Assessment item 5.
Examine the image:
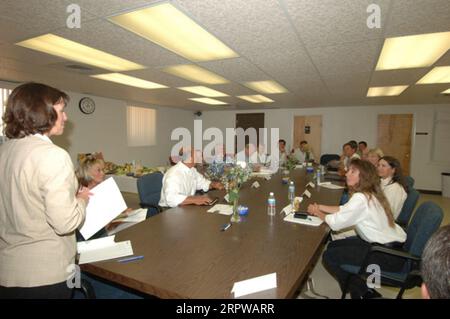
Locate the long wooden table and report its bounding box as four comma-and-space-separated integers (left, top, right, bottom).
82, 168, 343, 298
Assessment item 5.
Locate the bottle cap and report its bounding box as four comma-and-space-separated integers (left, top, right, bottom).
269, 192, 274, 196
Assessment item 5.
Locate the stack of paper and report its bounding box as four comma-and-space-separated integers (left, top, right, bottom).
207, 204, 233, 215
77, 235, 133, 264
106, 208, 147, 236
283, 213, 323, 226
79, 177, 128, 240
231, 273, 277, 298
318, 182, 345, 189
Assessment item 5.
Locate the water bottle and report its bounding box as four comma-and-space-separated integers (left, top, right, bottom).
267, 192, 276, 216
288, 181, 295, 206
316, 168, 322, 184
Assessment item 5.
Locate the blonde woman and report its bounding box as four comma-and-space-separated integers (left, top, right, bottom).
76, 156, 106, 189
307, 159, 406, 298
366, 148, 384, 167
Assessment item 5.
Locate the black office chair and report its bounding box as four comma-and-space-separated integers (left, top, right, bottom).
137, 171, 164, 217
396, 188, 420, 228
340, 201, 443, 299
320, 154, 340, 166
404, 176, 415, 191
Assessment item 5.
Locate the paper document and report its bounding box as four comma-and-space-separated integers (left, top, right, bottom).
77, 235, 133, 264
283, 213, 323, 226
232, 273, 277, 298
318, 182, 345, 189
207, 204, 233, 215
303, 189, 312, 198
251, 181, 260, 188
79, 177, 128, 240
106, 208, 147, 236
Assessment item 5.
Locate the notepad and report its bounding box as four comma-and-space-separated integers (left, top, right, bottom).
283, 213, 323, 226
77, 235, 133, 264
207, 204, 233, 215
231, 273, 277, 298
79, 177, 127, 240
318, 182, 345, 189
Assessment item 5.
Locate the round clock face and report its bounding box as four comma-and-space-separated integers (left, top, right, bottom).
79, 97, 95, 114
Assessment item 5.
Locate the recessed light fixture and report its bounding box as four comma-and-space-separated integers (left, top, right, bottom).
90, 73, 167, 89
237, 95, 274, 103
178, 86, 228, 97
163, 65, 229, 84
189, 97, 227, 105
16, 34, 145, 71
375, 31, 450, 70
367, 85, 409, 97
417, 66, 450, 84
109, 3, 238, 62
244, 80, 288, 94
441, 88, 450, 95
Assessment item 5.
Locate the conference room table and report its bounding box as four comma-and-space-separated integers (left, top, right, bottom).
81, 168, 344, 299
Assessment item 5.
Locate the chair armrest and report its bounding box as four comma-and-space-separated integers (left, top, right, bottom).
139, 202, 162, 213
370, 245, 420, 262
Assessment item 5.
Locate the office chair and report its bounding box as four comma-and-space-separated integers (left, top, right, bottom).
340, 201, 443, 299
137, 171, 164, 217
404, 176, 415, 191
320, 154, 340, 166
396, 188, 420, 228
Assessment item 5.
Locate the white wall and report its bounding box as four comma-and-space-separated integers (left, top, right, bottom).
52, 91, 195, 167
200, 104, 450, 191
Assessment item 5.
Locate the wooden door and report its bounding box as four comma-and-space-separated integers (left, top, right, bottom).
293, 116, 322, 159
377, 114, 413, 175
235, 113, 265, 152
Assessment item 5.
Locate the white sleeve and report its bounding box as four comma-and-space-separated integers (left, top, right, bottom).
161, 175, 188, 207
384, 183, 407, 219
194, 169, 211, 192
325, 193, 367, 231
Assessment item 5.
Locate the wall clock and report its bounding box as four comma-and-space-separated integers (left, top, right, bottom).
79, 97, 95, 114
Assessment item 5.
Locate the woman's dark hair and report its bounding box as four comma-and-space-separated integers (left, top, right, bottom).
379, 156, 408, 192
348, 159, 395, 227
2, 82, 69, 138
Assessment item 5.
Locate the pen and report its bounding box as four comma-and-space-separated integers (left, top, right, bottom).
221, 223, 231, 231
118, 255, 144, 263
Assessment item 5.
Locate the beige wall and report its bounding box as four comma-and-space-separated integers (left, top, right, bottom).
200, 105, 450, 192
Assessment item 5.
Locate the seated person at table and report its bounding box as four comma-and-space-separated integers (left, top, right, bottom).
307, 159, 406, 299
291, 140, 315, 163
76, 155, 105, 189
159, 147, 224, 208
365, 147, 384, 167
377, 156, 407, 220
339, 141, 360, 174
236, 143, 261, 171
357, 141, 369, 160
421, 225, 450, 299
257, 143, 270, 166
277, 139, 289, 167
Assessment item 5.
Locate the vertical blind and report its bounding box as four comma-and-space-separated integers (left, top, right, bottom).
432, 111, 450, 163
0, 88, 12, 140
126, 106, 156, 147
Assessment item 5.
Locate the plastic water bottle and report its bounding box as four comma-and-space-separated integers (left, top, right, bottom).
288, 181, 295, 206
267, 192, 276, 216
316, 168, 322, 184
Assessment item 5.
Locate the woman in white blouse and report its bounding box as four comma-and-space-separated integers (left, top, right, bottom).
377, 156, 408, 220
307, 159, 406, 299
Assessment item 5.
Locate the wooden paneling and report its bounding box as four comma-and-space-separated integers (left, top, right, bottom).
293, 116, 322, 158
377, 114, 413, 175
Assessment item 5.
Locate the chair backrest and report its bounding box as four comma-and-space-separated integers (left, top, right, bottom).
403, 201, 443, 257
396, 188, 420, 226
137, 172, 163, 206
404, 176, 415, 191
320, 154, 340, 166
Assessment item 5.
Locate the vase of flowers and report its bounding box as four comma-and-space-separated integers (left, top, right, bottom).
220, 161, 252, 223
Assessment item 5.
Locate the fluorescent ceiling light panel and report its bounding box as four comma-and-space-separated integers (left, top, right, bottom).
441, 88, 450, 94
237, 95, 274, 103
244, 80, 288, 94
178, 86, 228, 97
189, 97, 227, 105
163, 65, 229, 84
16, 34, 145, 72
91, 73, 167, 89
375, 32, 450, 70
367, 85, 408, 97
417, 66, 450, 84
109, 3, 238, 62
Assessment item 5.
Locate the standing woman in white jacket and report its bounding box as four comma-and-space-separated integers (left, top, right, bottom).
0, 83, 91, 298
307, 159, 406, 298
377, 156, 408, 220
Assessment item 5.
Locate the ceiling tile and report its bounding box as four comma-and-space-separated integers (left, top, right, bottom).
370, 68, 430, 86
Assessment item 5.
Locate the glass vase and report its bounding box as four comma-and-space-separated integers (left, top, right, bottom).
230, 195, 241, 223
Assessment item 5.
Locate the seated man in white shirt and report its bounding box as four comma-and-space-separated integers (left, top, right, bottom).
159, 147, 224, 208
339, 141, 361, 174
291, 140, 315, 163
